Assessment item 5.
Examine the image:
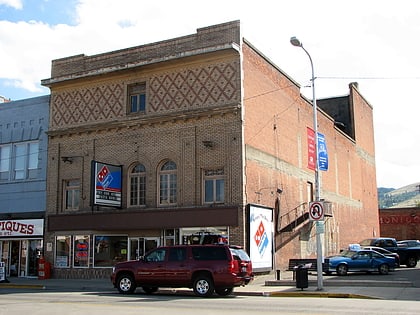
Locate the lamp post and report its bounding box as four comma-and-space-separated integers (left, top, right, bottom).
290, 36, 323, 290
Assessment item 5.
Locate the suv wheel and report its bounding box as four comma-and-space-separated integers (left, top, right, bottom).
193, 275, 215, 297
117, 273, 136, 294
215, 287, 234, 296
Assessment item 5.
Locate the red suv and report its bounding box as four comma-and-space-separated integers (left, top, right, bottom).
110, 244, 253, 297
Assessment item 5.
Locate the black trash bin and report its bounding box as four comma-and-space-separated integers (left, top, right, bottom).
294, 264, 308, 290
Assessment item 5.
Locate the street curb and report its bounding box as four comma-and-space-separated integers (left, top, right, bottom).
265, 280, 413, 287
0, 283, 46, 290
266, 291, 379, 299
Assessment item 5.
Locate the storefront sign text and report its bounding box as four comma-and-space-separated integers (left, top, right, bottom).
0, 219, 44, 237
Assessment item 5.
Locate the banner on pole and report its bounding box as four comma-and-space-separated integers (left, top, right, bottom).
307, 127, 328, 171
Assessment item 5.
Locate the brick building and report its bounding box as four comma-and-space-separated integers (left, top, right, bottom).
41, 20, 378, 278
380, 207, 420, 240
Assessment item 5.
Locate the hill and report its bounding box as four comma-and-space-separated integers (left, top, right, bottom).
378, 182, 420, 208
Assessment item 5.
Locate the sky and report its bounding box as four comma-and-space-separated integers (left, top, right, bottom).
0, 0, 419, 189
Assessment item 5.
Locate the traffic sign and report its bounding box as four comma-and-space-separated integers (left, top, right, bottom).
309, 201, 324, 221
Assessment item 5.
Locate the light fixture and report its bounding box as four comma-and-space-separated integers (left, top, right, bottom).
202, 140, 214, 148
61, 156, 73, 164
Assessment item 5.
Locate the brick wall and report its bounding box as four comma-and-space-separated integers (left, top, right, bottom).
380, 208, 420, 240
242, 41, 379, 269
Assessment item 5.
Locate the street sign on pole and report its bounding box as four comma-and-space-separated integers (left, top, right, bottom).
309, 201, 324, 221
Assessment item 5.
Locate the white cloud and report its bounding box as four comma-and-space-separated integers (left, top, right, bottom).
0, 0, 22, 9
1, 0, 420, 188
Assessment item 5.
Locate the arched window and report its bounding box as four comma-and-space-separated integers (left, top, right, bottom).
129, 163, 146, 206
159, 160, 177, 206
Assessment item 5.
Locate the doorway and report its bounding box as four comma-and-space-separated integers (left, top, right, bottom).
0, 239, 43, 277
129, 238, 159, 260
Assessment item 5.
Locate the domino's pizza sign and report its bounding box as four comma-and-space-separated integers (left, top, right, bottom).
254, 221, 269, 257
92, 161, 122, 207
249, 204, 273, 271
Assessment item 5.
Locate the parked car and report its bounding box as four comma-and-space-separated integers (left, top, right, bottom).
360, 237, 420, 267
361, 246, 400, 267
110, 244, 253, 297
328, 249, 395, 276
397, 240, 420, 247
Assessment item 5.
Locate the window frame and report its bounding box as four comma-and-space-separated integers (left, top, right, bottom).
128, 83, 146, 114
0, 144, 11, 180
0, 141, 39, 181
93, 235, 128, 268
128, 163, 146, 207
158, 160, 177, 206
203, 169, 225, 204
73, 235, 90, 268
55, 235, 71, 268
63, 179, 80, 211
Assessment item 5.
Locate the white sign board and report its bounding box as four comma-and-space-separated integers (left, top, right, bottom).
0, 219, 44, 237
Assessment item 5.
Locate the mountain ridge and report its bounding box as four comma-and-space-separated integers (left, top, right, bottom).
378, 182, 420, 208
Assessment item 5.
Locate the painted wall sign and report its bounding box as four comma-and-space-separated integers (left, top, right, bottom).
380, 215, 420, 224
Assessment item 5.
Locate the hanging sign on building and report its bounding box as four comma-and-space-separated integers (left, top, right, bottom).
307, 127, 328, 171
91, 160, 122, 208
0, 219, 44, 237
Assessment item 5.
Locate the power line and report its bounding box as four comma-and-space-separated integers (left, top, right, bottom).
318, 76, 420, 80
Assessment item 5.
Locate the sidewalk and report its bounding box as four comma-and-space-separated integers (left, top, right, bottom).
1, 271, 419, 301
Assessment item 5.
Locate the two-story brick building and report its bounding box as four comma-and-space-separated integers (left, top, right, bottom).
41, 20, 378, 278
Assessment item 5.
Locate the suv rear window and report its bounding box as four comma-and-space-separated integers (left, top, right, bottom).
230, 248, 250, 261
192, 246, 228, 261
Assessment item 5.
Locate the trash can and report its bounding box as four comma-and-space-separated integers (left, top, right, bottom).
294, 264, 308, 290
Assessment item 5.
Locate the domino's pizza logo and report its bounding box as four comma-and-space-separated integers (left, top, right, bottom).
97, 165, 113, 189
254, 221, 269, 257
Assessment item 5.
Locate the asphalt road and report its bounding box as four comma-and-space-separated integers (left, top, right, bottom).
1, 290, 420, 315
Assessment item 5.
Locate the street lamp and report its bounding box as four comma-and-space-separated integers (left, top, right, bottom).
290, 36, 323, 290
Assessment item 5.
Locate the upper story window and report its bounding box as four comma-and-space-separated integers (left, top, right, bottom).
64, 179, 80, 211
129, 163, 146, 206
128, 83, 146, 113
0, 141, 39, 181
159, 160, 177, 206
203, 169, 225, 204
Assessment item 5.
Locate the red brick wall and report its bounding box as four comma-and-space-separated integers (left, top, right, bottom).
242, 42, 379, 269
380, 208, 420, 240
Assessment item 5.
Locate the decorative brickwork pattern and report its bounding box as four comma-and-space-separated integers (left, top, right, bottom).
50, 83, 124, 128
50, 61, 240, 129
149, 61, 239, 112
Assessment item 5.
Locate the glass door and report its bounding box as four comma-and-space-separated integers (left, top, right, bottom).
129, 238, 159, 260
10, 240, 20, 277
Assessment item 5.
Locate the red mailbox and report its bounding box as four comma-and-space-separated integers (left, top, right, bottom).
37, 257, 51, 280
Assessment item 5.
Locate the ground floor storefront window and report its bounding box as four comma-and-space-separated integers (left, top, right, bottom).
54, 235, 127, 268
49, 227, 228, 278
0, 239, 43, 277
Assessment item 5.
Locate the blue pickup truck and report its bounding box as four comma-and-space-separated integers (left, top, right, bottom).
360, 237, 420, 268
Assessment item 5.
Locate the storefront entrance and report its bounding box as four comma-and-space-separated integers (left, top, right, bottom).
128, 237, 159, 260
0, 239, 42, 277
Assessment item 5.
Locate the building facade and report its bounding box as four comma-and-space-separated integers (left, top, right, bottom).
41, 21, 379, 278
0, 95, 50, 278
380, 207, 420, 240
